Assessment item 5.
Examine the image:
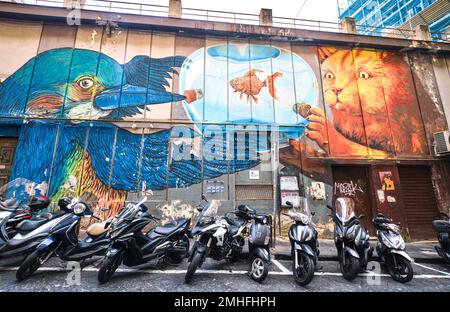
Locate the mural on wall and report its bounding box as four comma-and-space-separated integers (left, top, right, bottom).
0, 24, 445, 228
303, 47, 428, 158
0, 47, 262, 216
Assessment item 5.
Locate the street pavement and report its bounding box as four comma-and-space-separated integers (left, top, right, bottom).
1, 240, 449, 292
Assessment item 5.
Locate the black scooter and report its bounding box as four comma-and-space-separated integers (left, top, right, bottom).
432, 210, 450, 263
16, 198, 110, 281
284, 200, 319, 286
1, 195, 66, 261
98, 196, 190, 283
328, 197, 373, 281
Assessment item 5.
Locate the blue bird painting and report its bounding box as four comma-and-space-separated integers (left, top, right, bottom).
0, 48, 259, 216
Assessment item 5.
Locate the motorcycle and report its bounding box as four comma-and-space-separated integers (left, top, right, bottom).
98, 196, 191, 284
185, 195, 271, 283
372, 213, 414, 283
16, 197, 110, 281
0, 180, 67, 260
284, 199, 319, 286
432, 210, 450, 263
327, 197, 373, 281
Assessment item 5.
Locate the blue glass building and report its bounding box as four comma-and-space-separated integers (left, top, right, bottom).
337, 0, 449, 37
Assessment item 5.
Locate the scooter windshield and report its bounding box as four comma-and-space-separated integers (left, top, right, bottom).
286, 197, 311, 224
117, 196, 148, 221
0, 178, 45, 209
335, 197, 356, 223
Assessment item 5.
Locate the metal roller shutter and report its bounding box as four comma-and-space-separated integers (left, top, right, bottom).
398, 166, 440, 240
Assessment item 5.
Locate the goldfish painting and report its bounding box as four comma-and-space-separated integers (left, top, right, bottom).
230, 69, 282, 104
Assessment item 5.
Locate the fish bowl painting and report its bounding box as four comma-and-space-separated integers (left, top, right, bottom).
178, 44, 319, 146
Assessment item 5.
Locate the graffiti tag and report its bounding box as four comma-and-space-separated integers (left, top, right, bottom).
334, 181, 364, 196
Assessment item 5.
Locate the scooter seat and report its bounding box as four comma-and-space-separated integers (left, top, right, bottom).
0, 198, 19, 212
153, 219, 188, 236
15, 218, 48, 232
432, 220, 450, 233
86, 221, 109, 237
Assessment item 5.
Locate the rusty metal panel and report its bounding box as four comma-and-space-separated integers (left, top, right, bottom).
235, 184, 273, 200
408, 52, 448, 155
398, 165, 440, 239
332, 165, 375, 235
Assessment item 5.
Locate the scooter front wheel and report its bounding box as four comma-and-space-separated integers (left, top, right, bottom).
249, 256, 269, 283
387, 255, 413, 283
98, 253, 123, 284
340, 252, 359, 281
293, 251, 315, 286
16, 249, 49, 281
185, 250, 202, 283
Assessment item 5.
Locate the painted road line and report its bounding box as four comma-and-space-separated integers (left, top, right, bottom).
1, 266, 450, 279
272, 259, 290, 273
413, 262, 450, 276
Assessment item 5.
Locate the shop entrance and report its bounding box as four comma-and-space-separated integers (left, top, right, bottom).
398, 166, 440, 240
331, 165, 375, 235
0, 137, 18, 187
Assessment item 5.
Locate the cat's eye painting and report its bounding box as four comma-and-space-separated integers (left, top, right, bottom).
312, 46, 428, 158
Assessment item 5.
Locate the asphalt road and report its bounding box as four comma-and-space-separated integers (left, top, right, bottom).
1, 256, 449, 292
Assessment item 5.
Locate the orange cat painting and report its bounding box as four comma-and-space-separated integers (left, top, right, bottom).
302, 47, 428, 158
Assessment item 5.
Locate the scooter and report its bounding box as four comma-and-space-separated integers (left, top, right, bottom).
235, 203, 271, 282
0, 181, 67, 260
185, 195, 271, 283
16, 197, 110, 281
4, 196, 54, 238
372, 213, 414, 283
98, 196, 191, 284
328, 197, 373, 281
284, 199, 319, 286
432, 210, 450, 263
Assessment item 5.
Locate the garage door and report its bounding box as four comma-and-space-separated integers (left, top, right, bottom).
398, 166, 440, 240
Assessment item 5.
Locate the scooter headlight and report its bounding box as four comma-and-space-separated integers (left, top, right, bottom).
72, 202, 86, 215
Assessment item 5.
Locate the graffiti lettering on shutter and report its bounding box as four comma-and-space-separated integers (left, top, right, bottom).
334, 181, 364, 196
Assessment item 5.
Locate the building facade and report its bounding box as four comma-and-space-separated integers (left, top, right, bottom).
337, 0, 449, 38
0, 3, 449, 242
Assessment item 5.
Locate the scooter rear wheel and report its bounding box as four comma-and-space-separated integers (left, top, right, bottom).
293, 251, 315, 286
16, 250, 48, 281
98, 253, 122, 284
387, 255, 413, 283
340, 252, 359, 281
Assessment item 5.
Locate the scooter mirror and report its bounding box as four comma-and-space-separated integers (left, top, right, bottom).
326, 205, 333, 211
201, 194, 208, 202
311, 211, 315, 216
285, 201, 293, 207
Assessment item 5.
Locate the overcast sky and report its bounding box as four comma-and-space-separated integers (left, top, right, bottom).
143, 0, 340, 22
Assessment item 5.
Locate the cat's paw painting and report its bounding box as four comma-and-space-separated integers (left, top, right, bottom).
305, 107, 329, 150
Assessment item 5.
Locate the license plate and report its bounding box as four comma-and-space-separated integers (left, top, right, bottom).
40, 237, 55, 247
